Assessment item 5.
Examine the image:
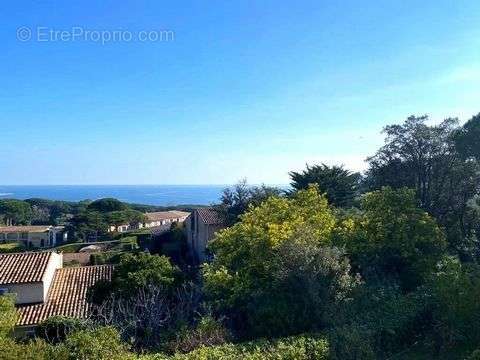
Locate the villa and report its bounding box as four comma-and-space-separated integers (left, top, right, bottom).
0, 252, 113, 334
108, 210, 190, 233
141, 210, 190, 228
0, 225, 67, 248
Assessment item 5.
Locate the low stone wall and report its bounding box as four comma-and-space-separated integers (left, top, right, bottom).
62, 252, 92, 265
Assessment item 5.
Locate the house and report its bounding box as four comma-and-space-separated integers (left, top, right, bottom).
0, 252, 113, 334
0, 225, 67, 248
107, 211, 190, 233
141, 211, 190, 228
108, 224, 131, 233
185, 208, 226, 263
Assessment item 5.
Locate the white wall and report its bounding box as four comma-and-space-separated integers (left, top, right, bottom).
42, 253, 62, 301
5, 283, 44, 304
4, 252, 63, 305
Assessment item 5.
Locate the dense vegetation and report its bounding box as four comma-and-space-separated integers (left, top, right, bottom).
0, 113, 479, 359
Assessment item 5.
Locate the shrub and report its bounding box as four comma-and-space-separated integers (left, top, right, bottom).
167, 316, 230, 354
242, 236, 360, 338
88, 253, 182, 304
327, 325, 375, 360
467, 349, 480, 360
0, 337, 52, 360
0, 295, 17, 339
427, 257, 480, 350
54, 326, 132, 360
334, 282, 428, 357
90, 251, 123, 265
36, 316, 94, 344
143, 335, 329, 360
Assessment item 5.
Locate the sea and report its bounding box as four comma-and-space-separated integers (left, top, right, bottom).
0, 185, 229, 206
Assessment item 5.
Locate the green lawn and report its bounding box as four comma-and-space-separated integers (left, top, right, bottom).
0, 242, 26, 253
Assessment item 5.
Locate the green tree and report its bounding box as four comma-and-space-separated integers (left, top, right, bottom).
364, 115, 480, 254
338, 187, 447, 290
455, 113, 480, 160
106, 211, 128, 231
217, 179, 283, 226
243, 233, 360, 337
71, 210, 109, 240
204, 186, 340, 336
0, 199, 32, 226
87, 198, 127, 213
427, 257, 480, 350
88, 253, 182, 303
289, 164, 361, 208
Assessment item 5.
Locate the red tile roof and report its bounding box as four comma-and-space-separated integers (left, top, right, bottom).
17, 265, 113, 326
197, 208, 224, 225
0, 252, 53, 285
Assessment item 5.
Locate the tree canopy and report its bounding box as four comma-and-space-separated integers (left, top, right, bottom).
87, 198, 128, 212
0, 199, 32, 226
364, 115, 480, 255
88, 253, 182, 304
289, 164, 361, 208
217, 180, 283, 226
204, 186, 344, 336
338, 187, 446, 290
455, 113, 480, 160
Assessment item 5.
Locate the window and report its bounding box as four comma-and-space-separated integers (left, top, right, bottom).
21, 232, 28, 240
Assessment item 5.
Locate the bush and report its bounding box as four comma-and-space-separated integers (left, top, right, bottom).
330, 282, 427, 357
144, 335, 329, 360
467, 349, 480, 360
427, 257, 480, 350
90, 251, 123, 265
0, 295, 17, 339
54, 326, 132, 360
36, 316, 94, 344
327, 325, 375, 360
167, 316, 230, 354
0, 337, 52, 360
242, 237, 360, 338
88, 253, 182, 304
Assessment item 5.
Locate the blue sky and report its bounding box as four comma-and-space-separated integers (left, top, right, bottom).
1, 1, 479, 185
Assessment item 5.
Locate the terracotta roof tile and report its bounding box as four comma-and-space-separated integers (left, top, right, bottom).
197, 208, 224, 225
0, 252, 53, 285
17, 265, 113, 326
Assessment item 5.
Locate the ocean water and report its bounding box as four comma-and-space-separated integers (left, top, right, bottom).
0, 185, 228, 206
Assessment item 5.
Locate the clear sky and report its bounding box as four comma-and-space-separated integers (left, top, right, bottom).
1, 1, 479, 185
